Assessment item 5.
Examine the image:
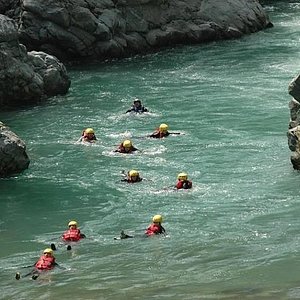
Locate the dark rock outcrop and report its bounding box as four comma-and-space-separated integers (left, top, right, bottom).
287, 75, 300, 170
0, 14, 70, 109
0, 122, 30, 177
2, 0, 272, 62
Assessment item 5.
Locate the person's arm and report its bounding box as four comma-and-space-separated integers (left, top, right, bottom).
149, 131, 159, 138
54, 262, 66, 270
126, 107, 134, 113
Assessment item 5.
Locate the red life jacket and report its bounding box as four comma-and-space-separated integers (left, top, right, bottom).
62, 228, 82, 242
35, 255, 55, 270
176, 180, 192, 189
145, 224, 165, 236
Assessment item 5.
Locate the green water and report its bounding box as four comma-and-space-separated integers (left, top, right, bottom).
1, 2, 300, 299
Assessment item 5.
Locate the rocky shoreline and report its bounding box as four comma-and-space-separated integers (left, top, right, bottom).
10, 0, 272, 63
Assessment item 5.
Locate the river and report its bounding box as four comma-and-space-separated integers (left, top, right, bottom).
1, 2, 300, 299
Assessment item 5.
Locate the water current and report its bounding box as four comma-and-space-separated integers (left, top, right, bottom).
1, 2, 300, 299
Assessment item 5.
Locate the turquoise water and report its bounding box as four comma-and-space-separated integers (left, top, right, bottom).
1, 2, 300, 299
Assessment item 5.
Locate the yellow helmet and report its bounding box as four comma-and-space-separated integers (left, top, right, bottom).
159, 123, 169, 132
129, 169, 139, 177
68, 220, 78, 227
43, 248, 54, 255
123, 140, 132, 148
85, 128, 94, 134
177, 172, 188, 180
152, 214, 163, 223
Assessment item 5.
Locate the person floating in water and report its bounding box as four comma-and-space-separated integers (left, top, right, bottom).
149, 123, 181, 138
176, 172, 192, 189
114, 214, 165, 240
126, 98, 148, 113
62, 220, 86, 242
15, 248, 62, 280
78, 128, 97, 143
115, 139, 138, 153
50, 220, 85, 251
149, 123, 170, 138
122, 169, 143, 183
145, 214, 166, 236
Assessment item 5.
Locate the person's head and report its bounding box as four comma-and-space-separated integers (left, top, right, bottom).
152, 214, 163, 224
159, 123, 169, 133
122, 140, 132, 151
43, 248, 54, 257
177, 172, 188, 181
133, 99, 142, 107
84, 128, 95, 138
68, 220, 78, 229
128, 169, 140, 182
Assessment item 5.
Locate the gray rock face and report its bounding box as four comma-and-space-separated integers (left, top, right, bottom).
0, 122, 30, 177
0, 14, 70, 109
287, 75, 300, 170
288, 74, 300, 102
3, 0, 271, 62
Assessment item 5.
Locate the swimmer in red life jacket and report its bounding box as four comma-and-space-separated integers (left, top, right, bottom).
62, 220, 86, 242
15, 248, 62, 280
115, 139, 138, 153
122, 169, 143, 183
145, 214, 166, 236
176, 172, 192, 189
34, 248, 57, 271
78, 128, 97, 143
114, 214, 165, 240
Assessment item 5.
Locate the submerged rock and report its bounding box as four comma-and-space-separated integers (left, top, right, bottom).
0, 14, 70, 109
0, 122, 30, 177
2, 0, 272, 62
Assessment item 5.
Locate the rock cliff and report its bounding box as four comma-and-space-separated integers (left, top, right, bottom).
0, 14, 71, 109
2, 0, 272, 62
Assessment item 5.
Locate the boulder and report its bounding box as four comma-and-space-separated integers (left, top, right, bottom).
0, 14, 70, 109
0, 122, 30, 177
288, 74, 300, 102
